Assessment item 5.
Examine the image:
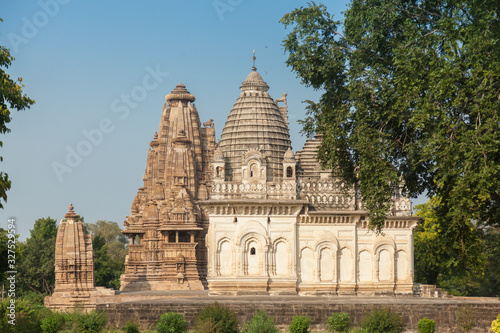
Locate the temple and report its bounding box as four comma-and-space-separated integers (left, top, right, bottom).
45, 204, 115, 310
119, 64, 420, 296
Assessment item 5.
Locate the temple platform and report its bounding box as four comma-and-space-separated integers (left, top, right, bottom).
95, 291, 500, 333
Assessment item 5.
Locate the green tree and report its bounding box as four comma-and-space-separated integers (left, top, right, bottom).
413, 198, 444, 285
92, 235, 122, 289
17, 217, 57, 296
85, 220, 127, 262
85, 220, 126, 289
281, 0, 499, 275
478, 226, 500, 296
414, 198, 483, 291
414, 198, 500, 296
0, 25, 35, 208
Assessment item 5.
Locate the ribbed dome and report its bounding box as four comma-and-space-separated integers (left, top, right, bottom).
219, 69, 291, 182
240, 69, 269, 92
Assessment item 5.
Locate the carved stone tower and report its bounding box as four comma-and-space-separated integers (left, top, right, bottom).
120, 83, 216, 291
53, 203, 95, 297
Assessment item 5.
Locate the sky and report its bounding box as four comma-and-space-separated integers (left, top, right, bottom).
1, 0, 426, 241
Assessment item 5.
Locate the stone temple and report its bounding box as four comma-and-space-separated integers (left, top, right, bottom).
119, 65, 420, 296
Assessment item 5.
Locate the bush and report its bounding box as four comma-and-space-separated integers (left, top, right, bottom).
492, 314, 500, 333
155, 312, 188, 333
360, 307, 404, 333
288, 315, 311, 333
417, 317, 435, 333
41, 311, 65, 333
242, 310, 279, 333
122, 320, 141, 333
0, 297, 50, 333
78, 310, 107, 333
327, 312, 351, 333
194, 303, 238, 333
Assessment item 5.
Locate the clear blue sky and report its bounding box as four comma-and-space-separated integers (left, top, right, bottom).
1, 0, 425, 240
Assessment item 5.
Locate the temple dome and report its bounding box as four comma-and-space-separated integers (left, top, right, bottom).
239, 68, 269, 92
165, 83, 195, 102
219, 69, 291, 182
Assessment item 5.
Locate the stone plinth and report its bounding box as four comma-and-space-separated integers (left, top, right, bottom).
99, 294, 500, 333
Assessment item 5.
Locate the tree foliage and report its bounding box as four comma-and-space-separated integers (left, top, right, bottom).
86, 220, 126, 289
18, 217, 57, 296
85, 220, 127, 263
0, 30, 35, 208
414, 198, 500, 296
280, 1, 500, 235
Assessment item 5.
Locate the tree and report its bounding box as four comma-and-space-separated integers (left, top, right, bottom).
414, 198, 484, 295
17, 217, 57, 296
478, 226, 500, 296
85, 220, 127, 289
92, 235, 114, 288
0, 22, 35, 208
280, 1, 499, 270
85, 220, 127, 262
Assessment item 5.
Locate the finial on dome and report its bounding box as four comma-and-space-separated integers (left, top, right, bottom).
252, 49, 257, 71
64, 202, 80, 220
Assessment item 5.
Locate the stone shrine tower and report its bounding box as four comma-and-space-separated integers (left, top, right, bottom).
53, 203, 95, 296
45, 204, 115, 310
120, 84, 216, 291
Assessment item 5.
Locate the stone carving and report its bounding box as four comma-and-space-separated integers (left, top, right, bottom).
203, 119, 214, 128
275, 92, 287, 106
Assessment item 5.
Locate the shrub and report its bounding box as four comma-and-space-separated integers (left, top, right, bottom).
78, 310, 107, 333
155, 312, 188, 333
0, 297, 50, 333
327, 312, 351, 333
288, 315, 311, 333
242, 310, 279, 333
360, 307, 404, 333
194, 318, 217, 333
122, 320, 141, 333
41, 311, 65, 333
492, 314, 500, 333
417, 317, 435, 333
194, 303, 238, 333
456, 305, 476, 332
